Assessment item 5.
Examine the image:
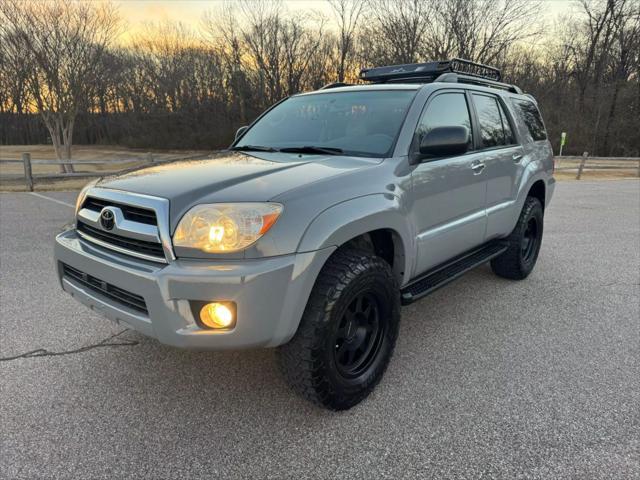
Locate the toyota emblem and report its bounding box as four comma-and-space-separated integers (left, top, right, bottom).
99, 208, 115, 230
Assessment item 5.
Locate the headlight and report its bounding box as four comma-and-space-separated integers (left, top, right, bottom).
75, 179, 98, 214
173, 203, 283, 253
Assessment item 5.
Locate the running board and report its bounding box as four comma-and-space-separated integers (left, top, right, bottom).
401, 241, 508, 305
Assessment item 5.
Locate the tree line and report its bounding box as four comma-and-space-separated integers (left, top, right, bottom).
1, 0, 638, 171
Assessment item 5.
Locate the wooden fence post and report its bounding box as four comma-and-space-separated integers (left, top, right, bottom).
22, 152, 33, 191
576, 152, 588, 180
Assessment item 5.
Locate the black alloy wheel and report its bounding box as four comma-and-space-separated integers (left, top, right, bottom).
521, 216, 540, 264
334, 291, 386, 379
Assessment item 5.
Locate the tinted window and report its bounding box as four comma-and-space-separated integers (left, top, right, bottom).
500, 104, 516, 144
472, 94, 515, 148
416, 92, 472, 148
235, 90, 416, 158
512, 99, 547, 141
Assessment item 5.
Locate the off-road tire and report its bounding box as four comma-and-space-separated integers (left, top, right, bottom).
278, 248, 401, 410
491, 196, 544, 280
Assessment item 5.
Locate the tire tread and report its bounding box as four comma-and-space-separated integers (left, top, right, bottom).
278, 248, 399, 410
491, 196, 543, 280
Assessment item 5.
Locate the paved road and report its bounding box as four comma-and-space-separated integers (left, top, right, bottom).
1, 181, 639, 479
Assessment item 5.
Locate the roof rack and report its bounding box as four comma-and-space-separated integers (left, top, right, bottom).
436, 72, 522, 94
359, 58, 522, 94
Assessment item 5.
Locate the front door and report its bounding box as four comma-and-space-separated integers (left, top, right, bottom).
409, 90, 487, 277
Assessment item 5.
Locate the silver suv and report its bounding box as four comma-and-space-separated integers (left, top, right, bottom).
55, 59, 555, 410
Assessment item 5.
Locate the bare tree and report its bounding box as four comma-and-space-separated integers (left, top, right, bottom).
1, 0, 638, 156
0, 0, 120, 172
202, 2, 253, 122
361, 0, 433, 65
327, 0, 367, 82
0, 26, 32, 146
202, 0, 331, 106
572, 0, 619, 111
602, 1, 640, 153
281, 13, 330, 94
237, 0, 286, 104
556, 0, 640, 154
426, 0, 542, 64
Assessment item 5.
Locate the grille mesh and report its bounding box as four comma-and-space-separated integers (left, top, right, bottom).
77, 221, 165, 259
82, 197, 157, 226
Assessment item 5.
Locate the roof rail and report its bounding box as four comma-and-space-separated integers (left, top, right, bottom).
320, 82, 352, 90
359, 58, 522, 93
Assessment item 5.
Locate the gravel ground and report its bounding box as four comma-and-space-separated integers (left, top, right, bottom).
1, 181, 639, 479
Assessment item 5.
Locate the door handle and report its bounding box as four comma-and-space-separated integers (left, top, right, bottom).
513, 153, 523, 162
471, 162, 485, 174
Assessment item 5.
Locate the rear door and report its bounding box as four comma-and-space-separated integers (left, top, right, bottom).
468, 92, 524, 240
409, 90, 487, 276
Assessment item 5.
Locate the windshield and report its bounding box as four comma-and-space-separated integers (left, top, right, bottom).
234, 90, 417, 158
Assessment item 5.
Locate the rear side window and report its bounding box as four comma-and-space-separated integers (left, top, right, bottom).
416, 92, 473, 148
472, 93, 516, 148
511, 99, 547, 141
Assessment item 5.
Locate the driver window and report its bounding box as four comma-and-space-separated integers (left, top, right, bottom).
415, 93, 473, 149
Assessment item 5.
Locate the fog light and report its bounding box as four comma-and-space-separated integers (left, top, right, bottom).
200, 302, 235, 329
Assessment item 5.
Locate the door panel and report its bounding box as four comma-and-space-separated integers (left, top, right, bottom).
469, 93, 523, 240
409, 91, 487, 276
484, 146, 524, 238
411, 152, 488, 275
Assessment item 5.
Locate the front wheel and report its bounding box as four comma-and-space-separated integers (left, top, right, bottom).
278, 249, 400, 410
491, 196, 544, 280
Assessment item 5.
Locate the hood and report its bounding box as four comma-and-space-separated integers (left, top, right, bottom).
95, 151, 380, 223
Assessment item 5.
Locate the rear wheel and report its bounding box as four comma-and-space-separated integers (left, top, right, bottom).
491, 196, 544, 280
278, 248, 400, 410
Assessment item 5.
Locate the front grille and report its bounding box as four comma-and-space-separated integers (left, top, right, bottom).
82, 197, 157, 226
77, 221, 165, 259
62, 263, 148, 314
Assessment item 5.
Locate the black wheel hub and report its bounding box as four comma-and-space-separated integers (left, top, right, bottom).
334, 292, 384, 378
521, 217, 539, 262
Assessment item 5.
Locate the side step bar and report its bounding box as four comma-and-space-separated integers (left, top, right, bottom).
401, 241, 508, 305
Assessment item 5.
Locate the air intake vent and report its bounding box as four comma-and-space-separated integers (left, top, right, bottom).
62, 263, 148, 314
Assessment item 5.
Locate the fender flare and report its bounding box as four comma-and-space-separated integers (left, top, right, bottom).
297, 194, 414, 285
504, 164, 549, 234
517, 165, 548, 208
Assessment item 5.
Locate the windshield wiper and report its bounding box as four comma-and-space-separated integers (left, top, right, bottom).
279, 146, 344, 155
230, 145, 278, 152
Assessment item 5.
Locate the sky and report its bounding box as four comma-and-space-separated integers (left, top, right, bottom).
115, 0, 333, 31
114, 0, 578, 35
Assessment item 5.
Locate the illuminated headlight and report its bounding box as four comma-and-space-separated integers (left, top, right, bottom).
173, 203, 283, 253
75, 179, 98, 214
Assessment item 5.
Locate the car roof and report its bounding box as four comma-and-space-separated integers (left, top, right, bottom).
296, 84, 421, 96
295, 81, 536, 104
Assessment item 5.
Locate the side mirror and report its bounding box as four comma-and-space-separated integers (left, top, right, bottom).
235, 125, 249, 140
418, 126, 469, 159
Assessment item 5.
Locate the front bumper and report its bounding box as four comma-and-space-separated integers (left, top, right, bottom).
55, 229, 334, 349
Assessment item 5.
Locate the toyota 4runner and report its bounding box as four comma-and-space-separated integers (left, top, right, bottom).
55, 59, 555, 410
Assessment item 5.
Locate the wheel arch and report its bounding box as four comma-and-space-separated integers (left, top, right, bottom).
528, 179, 546, 210
297, 194, 413, 286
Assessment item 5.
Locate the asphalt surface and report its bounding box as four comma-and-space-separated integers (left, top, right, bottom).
1, 181, 639, 479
